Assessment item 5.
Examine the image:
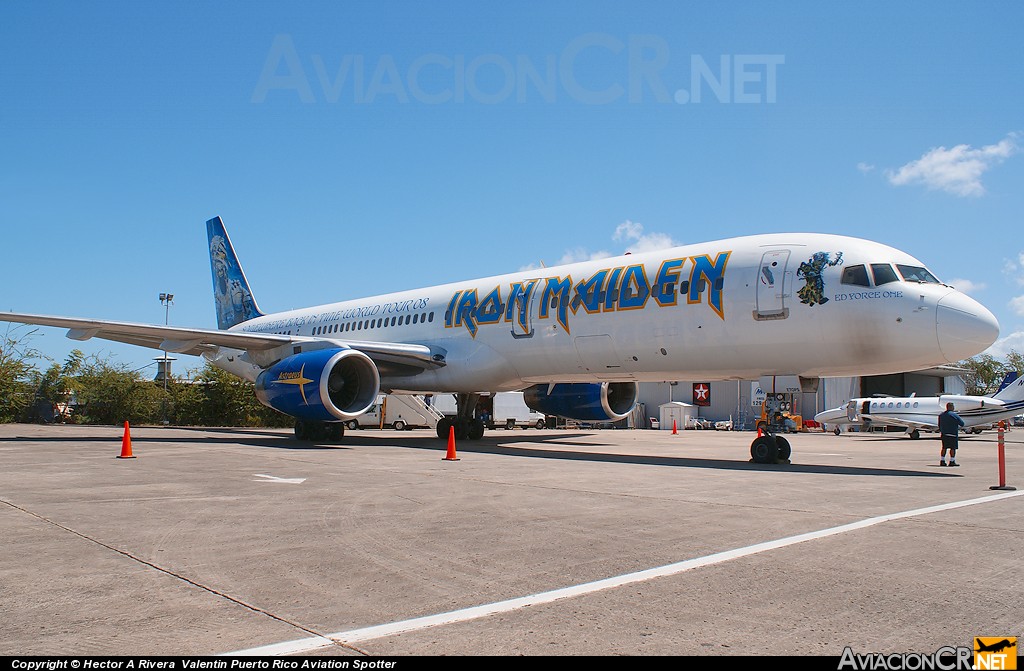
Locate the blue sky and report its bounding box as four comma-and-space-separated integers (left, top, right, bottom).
2, 1, 1023, 376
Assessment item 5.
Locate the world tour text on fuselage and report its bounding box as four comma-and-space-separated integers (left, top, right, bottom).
444, 252, 730, 337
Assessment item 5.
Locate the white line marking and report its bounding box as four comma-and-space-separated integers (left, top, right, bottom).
225, 490, 1024, 656
252, 474, 306, 484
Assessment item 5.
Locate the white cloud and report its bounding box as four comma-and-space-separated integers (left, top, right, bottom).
986, 331, 1024, 360
613, 220, 644, 242
856, 162, 875, 173
946, 278, 986, 295
525, 220, 680, 270
519, 247, 612, 271
886, 133, 1017, 197
1004, 252, 1024, 286
1011, 295, 1024, 317
612, 220, 681, 254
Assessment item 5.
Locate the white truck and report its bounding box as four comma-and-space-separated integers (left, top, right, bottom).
429, 392, 547, 429
347, 394, 443, 431
489, 391, 547, 429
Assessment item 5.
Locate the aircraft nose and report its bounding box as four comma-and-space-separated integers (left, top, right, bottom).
935, 292, 1000, 362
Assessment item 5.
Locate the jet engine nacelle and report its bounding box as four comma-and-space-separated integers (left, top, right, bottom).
255, 348, 380, 421
523, 382, 638, 422
938, 394, 1001, 412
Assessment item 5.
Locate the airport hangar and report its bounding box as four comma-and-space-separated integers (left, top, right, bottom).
631, 367, 968, 431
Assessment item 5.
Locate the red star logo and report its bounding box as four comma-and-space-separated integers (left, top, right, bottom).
694, 384, 709, 401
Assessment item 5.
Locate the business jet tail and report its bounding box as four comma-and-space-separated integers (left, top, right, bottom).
992, 371, 1024, 402
207, 216, 264, 330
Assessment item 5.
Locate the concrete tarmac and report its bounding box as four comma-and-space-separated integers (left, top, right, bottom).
1, 423, 1021, 656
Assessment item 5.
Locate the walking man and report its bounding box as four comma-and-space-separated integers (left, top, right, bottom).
938, 402, 964, 467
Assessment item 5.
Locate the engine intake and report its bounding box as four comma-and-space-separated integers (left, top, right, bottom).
523, 382, 638, 422
255, 348, 380, 421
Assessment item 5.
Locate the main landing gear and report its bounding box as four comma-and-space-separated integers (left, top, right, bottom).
435, 392, 486, 441
294, 419, 345, 443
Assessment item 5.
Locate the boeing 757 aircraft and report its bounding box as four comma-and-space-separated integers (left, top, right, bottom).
815, 373, 1023, 439
0, 217, 1001, 464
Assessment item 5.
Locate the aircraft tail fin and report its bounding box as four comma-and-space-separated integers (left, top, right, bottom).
207, 216, 264, 330
992, 371, 1024, 401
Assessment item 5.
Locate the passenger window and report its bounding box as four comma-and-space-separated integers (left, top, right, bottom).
428, 312, 434, 322
871, 264, 899, 286
841, 265, 870, 287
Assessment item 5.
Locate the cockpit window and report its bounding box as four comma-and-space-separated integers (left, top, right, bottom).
871, 263, 899, 286
897, 264, 941, 283
841, 264, 870, 287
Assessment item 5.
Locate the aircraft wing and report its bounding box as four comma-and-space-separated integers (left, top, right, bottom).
0, 311, 443, 371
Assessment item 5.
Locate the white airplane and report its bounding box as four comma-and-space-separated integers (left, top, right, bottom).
815, 373, 1024, 439
0, 217, 1001, 464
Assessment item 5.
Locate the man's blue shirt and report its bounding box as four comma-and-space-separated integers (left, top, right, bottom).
938, 410, 965, 436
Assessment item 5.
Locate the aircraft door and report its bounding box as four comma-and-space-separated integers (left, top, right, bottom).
510, 279, 539, 339
754, 250, 791, 320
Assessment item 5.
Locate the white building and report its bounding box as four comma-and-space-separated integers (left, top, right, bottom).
634, 367, 967, 430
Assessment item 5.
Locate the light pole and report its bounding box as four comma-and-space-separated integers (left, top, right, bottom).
159, 293, 174, 424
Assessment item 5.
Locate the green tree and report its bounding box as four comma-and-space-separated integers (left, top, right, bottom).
1005, 350, 1024, 376
956, 349, 1024, 396
957, 354, 1006, 396
73, 354, 162, 425
190, 364, 291, 427
165, 368, 208, 426
31, 349, 85, 422
0, 325, 41, 423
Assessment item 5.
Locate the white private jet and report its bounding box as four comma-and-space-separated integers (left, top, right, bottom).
0, 217, 1001, 464
815, 373, 1024, 439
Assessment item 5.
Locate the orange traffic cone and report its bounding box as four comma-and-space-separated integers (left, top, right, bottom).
672, 419, 678, 435
442, 425, 460, 461
117, 421, 136, 459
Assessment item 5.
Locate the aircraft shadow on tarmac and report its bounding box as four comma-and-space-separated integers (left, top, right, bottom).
11, 427, 960, 477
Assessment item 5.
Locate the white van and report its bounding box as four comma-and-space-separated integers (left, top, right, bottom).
348, 395, 443, 430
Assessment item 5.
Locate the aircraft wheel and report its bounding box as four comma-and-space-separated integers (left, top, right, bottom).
775, 436, 791, 462
750, 436, 779, 464
330, 422, 345, 442
393, 420, 407, 431
436, 418, 452, 440
910, 429, 920, 440
468, 419, 485, 440
834, 427, 841, 436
